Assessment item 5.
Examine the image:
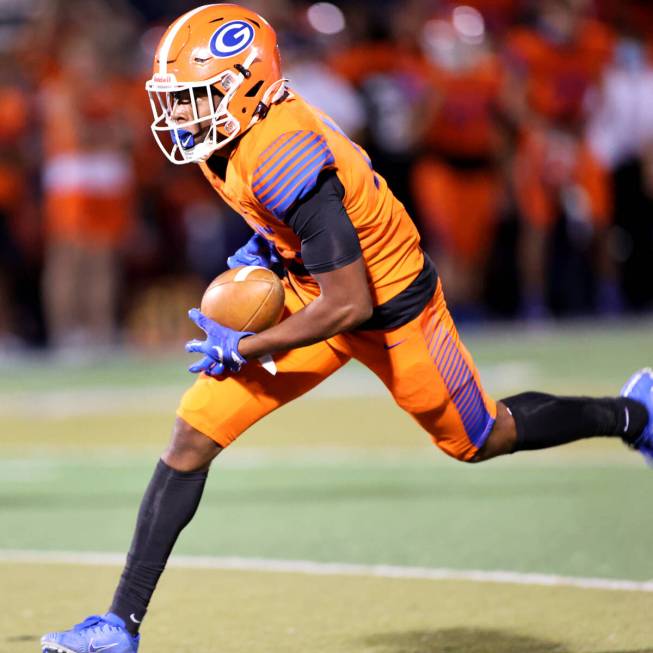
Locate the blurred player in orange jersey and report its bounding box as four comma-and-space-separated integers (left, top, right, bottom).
503, 0, 617, 317
41, 6, 653, 652
327, 10, 434, 224
41, 36, 136, 350
0, 64, 39, 347
413, 6, 507, 317
461, 0, 522, 37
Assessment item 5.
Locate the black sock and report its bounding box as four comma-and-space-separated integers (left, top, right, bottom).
501, 392, 648, 452
110, 459, 208, 635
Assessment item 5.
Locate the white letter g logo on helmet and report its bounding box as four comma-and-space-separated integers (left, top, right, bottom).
209, 21, 255, 58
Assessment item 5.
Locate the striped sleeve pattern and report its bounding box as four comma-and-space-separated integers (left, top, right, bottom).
426, 323, 493, 448
252, 131, 336, 220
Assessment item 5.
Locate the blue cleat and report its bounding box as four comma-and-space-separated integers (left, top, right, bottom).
41, 613, 139, 653
621, 368, 653, 465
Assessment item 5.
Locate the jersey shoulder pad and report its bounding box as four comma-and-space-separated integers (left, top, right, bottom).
251, 130, 336, 220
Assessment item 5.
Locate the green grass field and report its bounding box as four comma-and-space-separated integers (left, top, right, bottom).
1, 320, 652, 652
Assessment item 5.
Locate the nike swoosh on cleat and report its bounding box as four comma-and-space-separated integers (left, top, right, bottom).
89, 640, 119, 652
384, 339, 407, 350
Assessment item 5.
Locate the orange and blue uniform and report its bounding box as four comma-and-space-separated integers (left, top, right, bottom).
505, 21, 614, 229
413, 54, 505, 266
177, 92, 496, 461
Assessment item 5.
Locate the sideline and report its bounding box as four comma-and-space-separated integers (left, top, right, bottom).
1, 549, 652, 593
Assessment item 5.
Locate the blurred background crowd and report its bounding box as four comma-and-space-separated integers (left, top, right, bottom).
2, 0, 653, 354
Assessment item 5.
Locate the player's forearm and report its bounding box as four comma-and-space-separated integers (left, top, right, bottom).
238, 296, 371, 360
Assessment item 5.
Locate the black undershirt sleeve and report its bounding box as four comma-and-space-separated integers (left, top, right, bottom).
284, 170, 362, 274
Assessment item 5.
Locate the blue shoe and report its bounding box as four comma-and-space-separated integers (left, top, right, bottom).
41, 613, 139, 653
621, 368, 653, 465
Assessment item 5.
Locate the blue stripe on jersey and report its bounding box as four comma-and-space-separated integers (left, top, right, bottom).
253, 132, 315, 195
253, 131, 336, 219
320, 114, 347, 138
256, 134, 323, 203
258, 141, 331, 209
274, 149, 336, 216
320, 115, 373, 170
255, 131, 304, 176
433, 330, 492, 448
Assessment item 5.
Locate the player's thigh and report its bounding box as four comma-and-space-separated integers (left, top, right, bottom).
178, 340, 348, 447
349, 281, 496, 461
177, 283, 350, 448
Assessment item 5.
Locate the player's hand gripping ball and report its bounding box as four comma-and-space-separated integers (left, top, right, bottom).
227, 233, 280, 271
186, 266, 285, 377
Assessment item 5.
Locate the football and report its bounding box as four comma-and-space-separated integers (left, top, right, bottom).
200, 265, 285, 332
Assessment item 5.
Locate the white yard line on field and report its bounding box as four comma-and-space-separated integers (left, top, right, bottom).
0, 362, 539, 418
1, 549, 651, 593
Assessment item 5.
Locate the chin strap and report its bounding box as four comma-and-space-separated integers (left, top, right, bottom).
265, 78, 291, 105
250, 78, 291, 124
193, 142, 219, 162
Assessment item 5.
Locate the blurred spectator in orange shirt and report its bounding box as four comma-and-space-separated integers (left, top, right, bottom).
40, 34, 136, 351
461, 0, 523, 38
0, 0, 46, 349
412, 5, 508, 319
504, 0, 617, 318
329, 2, 433, 223
0, 55, 39, 349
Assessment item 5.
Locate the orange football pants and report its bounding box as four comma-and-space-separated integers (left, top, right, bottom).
177, 279, 496, 461
513, 130, 611, 230
412, 159, 501, 266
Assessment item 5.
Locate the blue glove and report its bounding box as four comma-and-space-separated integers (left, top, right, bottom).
227, 233, 280, 270
185, 308, 254, 377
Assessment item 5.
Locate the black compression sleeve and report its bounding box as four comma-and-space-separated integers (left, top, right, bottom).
501, 393, 648, 451
285, 170, 362, 274
110, 459, 207, 633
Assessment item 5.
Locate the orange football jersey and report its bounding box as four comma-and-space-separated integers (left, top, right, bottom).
425, 55, 504, 158
505, 21, 614, 124
199, 93, 425, 309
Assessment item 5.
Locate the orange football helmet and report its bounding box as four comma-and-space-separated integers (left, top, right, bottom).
146, 3, 287, 164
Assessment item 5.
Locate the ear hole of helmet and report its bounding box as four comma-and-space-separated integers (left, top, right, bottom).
245, 80, 264, 97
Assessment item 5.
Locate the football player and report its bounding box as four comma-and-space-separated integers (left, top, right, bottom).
42, 5, 653, 652
412, 6, 506, 315
503, 0, 616, 317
